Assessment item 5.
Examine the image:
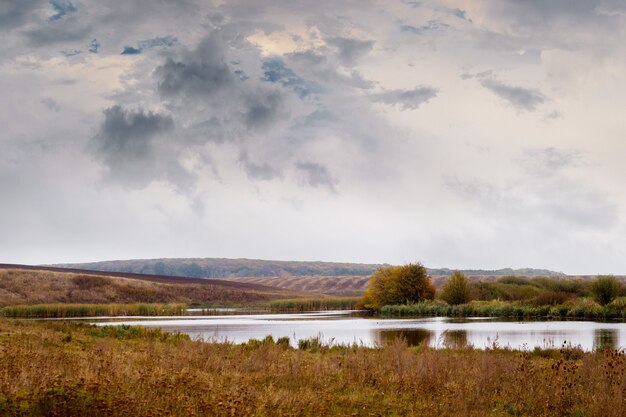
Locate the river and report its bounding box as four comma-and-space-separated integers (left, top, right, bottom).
88, 310, 626, 351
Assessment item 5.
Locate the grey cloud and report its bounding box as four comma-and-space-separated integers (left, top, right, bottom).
41, 97, 61, 111
325, 37, 375, 66
24, 16, 91, 46
239, 151, 282, 180
61, 49, 82, 56
138, 35, 176, 50
90, 106, 189, 188
244, 90, 285, 130
473, 0, 622, 51
93, 105, 173, 158
0, 0, 44, 30
517, 148, 580, 176
296, 161, 337, 192
450, 8, 469, 20
444, 176, 499, 202
121, 35, 177, 55
371, 86, 438, 110
155, 34, 235, 100
446, 173, 618, 232
287, 49, 374, 89
88, 38, 100, 53
401, 20, 448, 34
479, 78, 545, 111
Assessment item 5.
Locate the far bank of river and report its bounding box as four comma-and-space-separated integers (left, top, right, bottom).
90, 310, 626, 351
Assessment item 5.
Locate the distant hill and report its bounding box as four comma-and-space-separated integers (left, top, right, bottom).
0, 264, 296, 306
52, 258, 564, 279
427, 267, 565, 277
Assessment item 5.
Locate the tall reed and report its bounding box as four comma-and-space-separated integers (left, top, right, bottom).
269, 297, 360, 311
380, 299, 626, 319
0, 303, 188, 318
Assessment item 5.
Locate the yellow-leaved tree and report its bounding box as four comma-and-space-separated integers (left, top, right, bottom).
362, 263, 435, 309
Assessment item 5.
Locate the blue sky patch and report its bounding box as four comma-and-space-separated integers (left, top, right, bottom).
262, 58, 315, 97
49, 0, 77, 21
121, 46, 141, 55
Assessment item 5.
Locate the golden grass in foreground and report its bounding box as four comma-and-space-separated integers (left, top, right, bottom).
0, 319, 625, 416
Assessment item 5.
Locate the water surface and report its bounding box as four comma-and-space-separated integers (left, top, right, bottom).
93, 311, 626, 351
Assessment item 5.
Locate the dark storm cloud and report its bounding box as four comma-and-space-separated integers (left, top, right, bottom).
479, 78, 545, 111
371, 86, 438, 110
0, 0, 43, 30
325, 37, 374, 67
295, 161, 337, 193
239, 151, 282, 180
93, 106, 173, 159
155, 34, 235, 100
244, 90, 285, 130
89, 106, 191, 188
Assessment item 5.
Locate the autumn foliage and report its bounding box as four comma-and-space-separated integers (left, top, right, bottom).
362, 263, 435, 309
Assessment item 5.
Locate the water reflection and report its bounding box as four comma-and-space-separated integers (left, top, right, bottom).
593, 329, 618, 351
376, 329, 434, 347
440, 330, 469, 349
90, 312, 626, 351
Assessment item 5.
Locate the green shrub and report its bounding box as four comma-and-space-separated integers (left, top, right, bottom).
440, 271, 472, 305
591, 276, 621, 306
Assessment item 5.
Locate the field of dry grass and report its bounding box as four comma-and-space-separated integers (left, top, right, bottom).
0, 318, 624, 416
226, 275, 371, 296
0, 267, 295, 307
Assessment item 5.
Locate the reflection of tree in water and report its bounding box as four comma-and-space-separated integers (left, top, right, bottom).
376, 329, 434, 347
441, 330, 469, 349
593, 329, 618, 351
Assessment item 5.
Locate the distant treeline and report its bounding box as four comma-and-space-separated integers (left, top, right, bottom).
53, 258, 563, 279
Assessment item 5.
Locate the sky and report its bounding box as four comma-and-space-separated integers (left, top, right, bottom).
0, 0, 625, 274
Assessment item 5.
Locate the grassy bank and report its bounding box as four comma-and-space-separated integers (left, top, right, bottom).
380, 299, 626, 319
269, 297, 361, 311
0, 318, 624, 416
0, 303, 188, 318
0, 268, 291, 307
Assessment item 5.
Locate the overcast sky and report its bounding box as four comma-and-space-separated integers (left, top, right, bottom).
1, 0, 625, 274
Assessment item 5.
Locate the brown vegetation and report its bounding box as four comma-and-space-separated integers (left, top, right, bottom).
0, 268, 294, 307
227, 275, 370, 296
0, 319, 624, 416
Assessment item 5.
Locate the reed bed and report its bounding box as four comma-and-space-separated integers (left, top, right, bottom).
0, 303, 188, 318
0, 318, 624, 416
269, 297, 361, 311
380, 299, 626, 319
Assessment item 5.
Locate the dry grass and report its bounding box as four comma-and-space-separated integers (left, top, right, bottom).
0, 318, 624, 416
226, 275, 370, 296
0, 269, 292, 307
